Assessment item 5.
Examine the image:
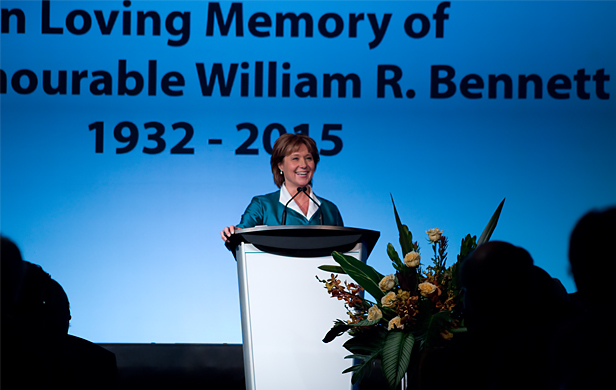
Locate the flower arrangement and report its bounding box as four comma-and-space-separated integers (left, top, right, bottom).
317, 196, 505, 389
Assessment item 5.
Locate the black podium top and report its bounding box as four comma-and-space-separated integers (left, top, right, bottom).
225, 226, 380, 259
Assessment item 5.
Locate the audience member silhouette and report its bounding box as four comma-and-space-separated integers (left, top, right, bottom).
549, 207, 616, 390
4, 208, 612, 390
459, 240, 571, 390
1, 236, 118, 390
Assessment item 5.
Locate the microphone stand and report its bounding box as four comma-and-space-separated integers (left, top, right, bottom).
281, 187, 305, 225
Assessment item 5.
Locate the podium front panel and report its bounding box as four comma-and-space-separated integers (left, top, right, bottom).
237, 242, 365, 390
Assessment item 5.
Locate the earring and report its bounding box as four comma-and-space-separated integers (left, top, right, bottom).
280, 170, 283, 175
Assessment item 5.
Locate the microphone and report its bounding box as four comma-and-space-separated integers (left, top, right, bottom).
281, 187, 305, 225
300, 187, 323, 225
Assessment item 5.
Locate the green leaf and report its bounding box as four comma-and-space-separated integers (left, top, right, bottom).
457, 234, 477, 262
348, 319, 381, 327
322, 322, 351, 343
341, 362, 362, 374
322, 319, 379, 344
343, 327, 387, 355
332, 251, 385, 301
387, 243, 404, 270
318, 265, 347, 274
477, 198, 505, 245
391, 194, 414, 256
381, 331, 415, 390
344, 350, 381, 385
344, 354, 372, 360
342, 330, 386, 385
454, 234, 478, 290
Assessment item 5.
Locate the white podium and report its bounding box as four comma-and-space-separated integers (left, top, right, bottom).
227, 226, 379, 390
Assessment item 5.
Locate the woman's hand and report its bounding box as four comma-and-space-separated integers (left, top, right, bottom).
221, 226, 238, 242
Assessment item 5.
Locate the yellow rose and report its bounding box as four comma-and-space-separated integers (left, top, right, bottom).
418, 282, 437, 297
388, 316, 404, 331
379, 274, 396, 291
381, 291, 397, 308
367, 306, 383, 321
426, 228, 443, 242
404, 251, 421, 268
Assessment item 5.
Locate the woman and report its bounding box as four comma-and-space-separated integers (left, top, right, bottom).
220, 133, 343, 242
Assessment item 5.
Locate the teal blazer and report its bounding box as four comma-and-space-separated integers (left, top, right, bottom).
237, 190, 343, 228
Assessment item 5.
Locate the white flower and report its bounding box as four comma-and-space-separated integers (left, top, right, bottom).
388, 316, 404, 331
367, 306, 383, 321
426, 228, 443, 242
379, 274, 396, 291
418, 282, 437, 297
404, 251, 421, 268
381, 291, 397, 308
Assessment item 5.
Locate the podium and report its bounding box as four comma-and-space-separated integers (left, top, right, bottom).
227, 226, 380, 390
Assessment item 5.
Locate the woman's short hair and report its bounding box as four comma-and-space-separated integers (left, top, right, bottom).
270, 133, 320, 188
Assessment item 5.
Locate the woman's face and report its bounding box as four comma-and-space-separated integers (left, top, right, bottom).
278, 144, 315, 190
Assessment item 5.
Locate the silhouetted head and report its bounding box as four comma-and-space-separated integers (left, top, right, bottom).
1, 236, 71, 335
43, 278, 71, 335
460, 241, 536, 330
1, 236, 26, 307
461, 241, 535, 296
568, 206, 616, 308
1, 235, 22, 260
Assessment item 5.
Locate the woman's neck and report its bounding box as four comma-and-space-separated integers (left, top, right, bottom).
284, 183, 310, 216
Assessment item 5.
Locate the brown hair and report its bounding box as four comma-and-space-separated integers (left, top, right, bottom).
270, 133, 320, 188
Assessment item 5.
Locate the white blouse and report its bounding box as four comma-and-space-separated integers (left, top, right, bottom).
279, 184, 321, 221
